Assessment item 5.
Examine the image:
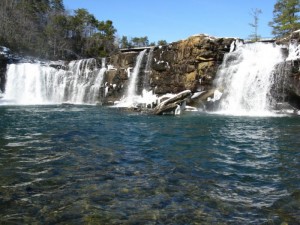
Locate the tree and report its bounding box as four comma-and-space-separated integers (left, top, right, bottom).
120, 36, 130, 48
50, 0, 65, 12
130, 36, 149, 47
45, 12, 69, 58
0, 1, 117, 59
157, 40, 168, 46
269, 0, 300, 38
248, 8, 262, 41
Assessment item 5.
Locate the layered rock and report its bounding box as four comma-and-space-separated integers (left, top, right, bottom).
0, 47, 10, 93
103, 51, 139, 104
150, 35, 235, 94
272, 30, 300, 109
0, 55, 8, 93
103, 34, 236, 104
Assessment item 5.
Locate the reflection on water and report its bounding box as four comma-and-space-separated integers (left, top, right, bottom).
0, 105, 300, 224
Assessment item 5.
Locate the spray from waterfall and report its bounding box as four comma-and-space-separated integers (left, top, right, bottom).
214, 42, 285, 116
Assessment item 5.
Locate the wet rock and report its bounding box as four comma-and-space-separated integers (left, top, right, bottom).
153, 90, 192, 115
150, 35, 235, 95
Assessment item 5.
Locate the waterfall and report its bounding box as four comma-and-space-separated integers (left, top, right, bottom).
115, 49, 147, 107
127, 49, 147, 100
215, 42, 285, 116
114, 48, 158, 108
2, 58, 106, 105
143, 47, 154, 91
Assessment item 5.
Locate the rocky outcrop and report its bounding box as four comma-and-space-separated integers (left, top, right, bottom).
103, 51, 139, 104
0, 56, 8, 93
274, 59, 300, 109
0, 47, 10, 93
103, 35, 236, 104
272, 30, 300, 109
150, 35, 235, 94
153, 90, 192, 115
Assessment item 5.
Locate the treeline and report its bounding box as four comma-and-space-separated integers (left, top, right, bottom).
0, 0, 117, 59
119, 36, 167, 48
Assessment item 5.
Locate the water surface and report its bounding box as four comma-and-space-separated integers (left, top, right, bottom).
0, 105, 299, 224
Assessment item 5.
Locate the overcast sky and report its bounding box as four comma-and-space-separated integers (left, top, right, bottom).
63, 0, 278, 43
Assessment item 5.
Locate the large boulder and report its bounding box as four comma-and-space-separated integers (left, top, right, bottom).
153, 90, 192, 115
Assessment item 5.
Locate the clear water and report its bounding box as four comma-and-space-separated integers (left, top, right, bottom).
0, 105, 299, 224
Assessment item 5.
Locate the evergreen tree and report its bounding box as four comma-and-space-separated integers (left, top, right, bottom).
269, 0, 300, 37
120, 36, 130, 48
0, 1, 117, 59
157, 40, 168, 46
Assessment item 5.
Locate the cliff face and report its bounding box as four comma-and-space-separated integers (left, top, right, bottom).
150, 35, 235, 94
103, 51, 139, 104
286, 31, 300, 108
103, 34, 235, 104
0, 55, 8, 93
273, 30, 300, 109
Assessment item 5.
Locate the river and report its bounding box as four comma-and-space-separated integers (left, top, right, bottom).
0, 105, 299, 224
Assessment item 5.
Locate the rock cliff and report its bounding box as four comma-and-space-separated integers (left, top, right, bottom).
150, 35, 235, 94
103, 34, 236, 105
273, 30, 300, 109
0, 55, 7, 93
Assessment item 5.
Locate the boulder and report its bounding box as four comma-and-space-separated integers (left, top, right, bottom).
153, 90, 192, 115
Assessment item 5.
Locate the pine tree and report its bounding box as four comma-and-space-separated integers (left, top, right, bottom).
269, 0, 300, 37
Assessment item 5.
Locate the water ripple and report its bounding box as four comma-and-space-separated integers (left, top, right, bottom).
0, 106, 299, 224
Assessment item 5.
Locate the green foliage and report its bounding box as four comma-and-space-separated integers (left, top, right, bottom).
120, 36, 130, 48
157, 40, 168, 46
119, 36, 154, 48
269, 0, 300, 38
0, 0, 117, 59
131, 36, 149, 47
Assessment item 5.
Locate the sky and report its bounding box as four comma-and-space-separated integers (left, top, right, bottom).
63, 0, 278, 43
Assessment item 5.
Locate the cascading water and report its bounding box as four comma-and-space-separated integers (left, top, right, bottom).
126, 49, 147, 101
215, 42, 285, 116
143, 47, 154, 90
2, 58, 106, 105
115, 48, 158, 108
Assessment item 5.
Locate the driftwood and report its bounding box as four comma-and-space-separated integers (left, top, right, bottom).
153, 90, 192, 115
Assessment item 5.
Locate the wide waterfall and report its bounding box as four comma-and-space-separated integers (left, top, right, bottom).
215, 42, 285, 116
2, 59, 106, 105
